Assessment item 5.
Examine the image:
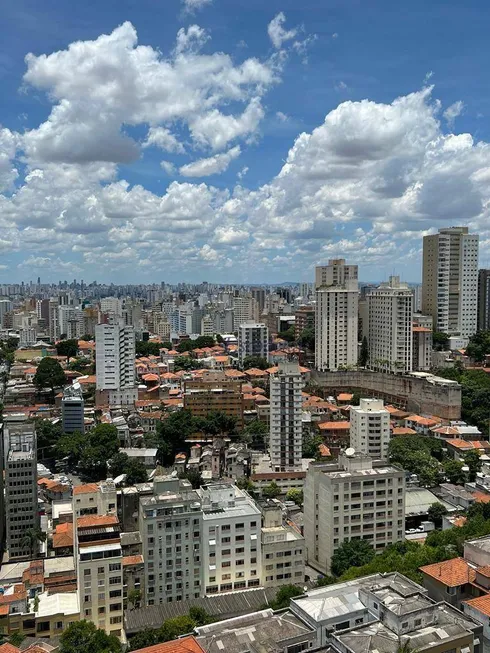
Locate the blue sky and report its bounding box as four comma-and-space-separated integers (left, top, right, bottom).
1, 0, 490, 284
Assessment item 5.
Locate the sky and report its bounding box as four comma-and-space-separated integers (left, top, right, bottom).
2, 0, 490, 285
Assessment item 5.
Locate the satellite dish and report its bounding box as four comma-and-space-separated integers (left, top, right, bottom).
345, 447, 355, 457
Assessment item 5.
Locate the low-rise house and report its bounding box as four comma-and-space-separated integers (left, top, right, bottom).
419, 558, 476, 608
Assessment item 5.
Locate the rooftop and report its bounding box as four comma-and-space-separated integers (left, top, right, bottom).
131, 637, 206, 653
419, 557, 475, 587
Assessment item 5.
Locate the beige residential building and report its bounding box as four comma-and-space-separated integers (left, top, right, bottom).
261, 504, 305, 587
367, 276, 413, 374
422, 226, 479, 337
233, 296, 259, 328
350, 398, 390, 460
304, 452, 405, 574
315, 260, 359, 371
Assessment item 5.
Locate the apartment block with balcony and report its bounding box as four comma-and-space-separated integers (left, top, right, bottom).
350, 399, 390, 460
304, 452, 405, 574
269, 360, 303, 472
200, 483, 261, 595
183, 371, 244, 430
139, 476, 203, 605
260, 503, 305, 588
238, 323, 269, 366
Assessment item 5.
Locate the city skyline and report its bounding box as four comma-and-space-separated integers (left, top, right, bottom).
2, 1, 490, 283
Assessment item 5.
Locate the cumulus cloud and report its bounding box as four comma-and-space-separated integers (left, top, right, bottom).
443, 100, 464, 127
161, 161, 177, 175
268, 13, 297, 49
21, 22, 276, 164
182, 0, 213, 13
180, 146, 241, 177
143, 127, 185, 153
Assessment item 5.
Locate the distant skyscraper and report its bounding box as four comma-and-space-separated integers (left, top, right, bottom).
95, 323, 137, 405
61, 383, 85, 434
269, 360, 303, 472
367, 276, 413, 374
422, 227, 479, 337
478, 269, 490, 332
315, 259, 358, 371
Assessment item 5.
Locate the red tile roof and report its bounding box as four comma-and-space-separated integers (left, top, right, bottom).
392, 427, 417, 436
77, 514, 118, 528
420, 557, 475, 587
131, 636, 206, 653
73, 483, 99, 495
464, 593, 490, 616
123, 555, 144, 566
318, 421, 350, 431
0, 644, 20, 653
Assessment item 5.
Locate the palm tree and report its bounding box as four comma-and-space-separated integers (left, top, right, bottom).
20, 527, 46, 558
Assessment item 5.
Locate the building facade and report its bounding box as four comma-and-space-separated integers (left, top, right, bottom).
183, 371, 244, 430
61, 383, 85, 434
238, 323, 269, 365
95, 322, 137, 405
269, 360, 303, 472
367, 276, 413, 374
261, 504, 305, 588
350, 398, 390, 460
478, 269, 490, 332
315, 260, 359, 371
422, 227, 479, 337
304, 452, 405, 574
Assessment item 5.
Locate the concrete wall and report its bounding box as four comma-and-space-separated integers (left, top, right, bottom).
310, 370, 461, 420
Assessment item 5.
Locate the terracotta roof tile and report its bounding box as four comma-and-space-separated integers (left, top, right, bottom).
77, 514, 118, 528
123, 555, 144, 566
131, 637, 206, 653
420, 557, 475, 587
392, 427, 417, 436
464, 593, 490, 616
73, 483, 99, 495
0, 643, 20, 653
317, 421, 350, 431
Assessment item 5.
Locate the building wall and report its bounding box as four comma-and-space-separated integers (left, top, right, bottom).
315, 288, 358, 371
478, 269, 490, 331
61, 397, 85, 434
269, 361, 303, 472
350, 399, 390, 460
238, 323, 269, 365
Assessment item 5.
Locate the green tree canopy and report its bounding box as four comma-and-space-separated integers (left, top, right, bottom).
136, 341, 162, 357
57, 424, 119, 481
443, 460, 466, 485
36, 419, 63, 459
280, 326, 296, 343
466, 330, 490, 362
242, 419, 268, 450
388, 436, 442, 487
262, 481, 281, 499
33, 357, 66, 401
268, 585, 304, 609
242, 355, 269, 370
173, 356, 204, 372
427, 502, 448, 524
178, 468, 203, 489
155, 409, 198, 464
331, 539, 375, 577
108, 452, 147, 485
56, 339, 79, 361
297, 327, 314, 351
176, 336, 215, 353
433, 332, 450, 351
303, 433, 324, 459
464, 450, 482, 482
286, 488, 303, 506
60, 620, 121, 653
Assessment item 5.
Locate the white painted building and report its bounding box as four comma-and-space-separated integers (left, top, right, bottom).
95, 322, 137, 405
422, 227, 479, 337
304, 452, 405, 574
350, 398, 390, 460
315, 260, 358, 371
233, 296, 259, 328
269, 360, 303, 472
367, 276, 413, 374
200, 483, 262, 595
261, 504, 305, 587
238, 323, 269, 365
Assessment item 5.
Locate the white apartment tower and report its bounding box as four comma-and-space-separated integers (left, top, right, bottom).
233, 296, 259, 328
350, 399, 390, 460
367, 276, 413, 374
95, 322, 137, 405
200, 483, 262, 595
422, 227, 479, 337
315, 259, 358, 371
269, 360, 303, 472
304, 452, 405, 574
238, 323, 269, 365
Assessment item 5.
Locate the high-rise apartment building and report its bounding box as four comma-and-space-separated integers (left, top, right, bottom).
200, 483, 261, 595
61, 382, 85, 435
350, 399, 390, 460
5, 424, 39, 559
100, 297, 122, 317
315, 259, 358, 371
48, 298, 60, 341
478, 269, 490, 332
294, 306, 315, 339
95, 323, 137, 405
139, 476, 203, 605
412, 322, 432, 371
233, 296, 259, 328
422, 227, 479, 337
0, 299, 13, 328
238, 323, 269, 365
367, 276, 413, 374
304, 452, 405, 574
269, 360, 303, 472
184, 371, 244, 430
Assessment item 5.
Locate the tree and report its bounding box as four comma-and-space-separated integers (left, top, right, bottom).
268, 585, 304, 609
33, 357, 66, 402
388, 436, 442, 486
243, 419, 268, 450
427, 502, 448, 526
56, 339, 79, 361
464, 450, 482, 482
56, 431, 86, 470
280, 326, 296, 343
20, 527, 46, 558
298, 327, 314, 351
173, 356, 204, 372
178, 468, 203, 489
202, 411, 237, 437
433, 332, 449, 351
262, 481, 281, 499
331, 539, 375, 577
466, 330, 490, 362
35, 419, 63, 459
127, 589, 142, 609
188, 606, 212, 626
236, 477, 256, 494
303, 433, 323, 459
443, 459, 466, 485
160, 616, 195, 641
156, 409, 198, 464
359, 336, 369, 367
125, 459, 148, 485
242, 356, 269, 370
60, 620, 121, 653
136, 341, 161, 357
108, 451, 131, 478
286, 488, 303, 506
58, 424, 119, 480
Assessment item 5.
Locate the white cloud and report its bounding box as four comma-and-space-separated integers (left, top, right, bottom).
237, 166, 249, 179
182, 0, 213, 13
443, 100, 464, 127
180, 146, 241, 177
144, 127, 185, 153
22, 22, 276, 164
268, 13, 297, 49
0, 127, 19, 191
276, 111, 289, 122
161, 161, 177, 175
189, 97, 264, 150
